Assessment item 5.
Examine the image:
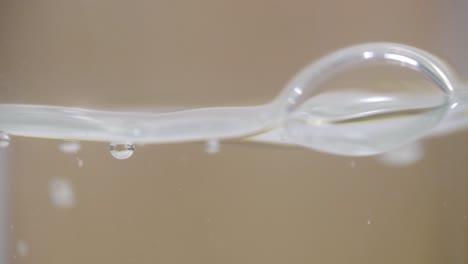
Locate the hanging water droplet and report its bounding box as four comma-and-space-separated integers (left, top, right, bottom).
109, 142, 135, 160
204, 139, 220, 154
0, 132, 11, 148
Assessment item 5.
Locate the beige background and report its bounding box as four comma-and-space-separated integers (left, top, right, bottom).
0, 0, 466, 263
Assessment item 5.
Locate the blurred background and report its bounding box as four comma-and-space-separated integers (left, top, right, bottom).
0, 0, 466, 263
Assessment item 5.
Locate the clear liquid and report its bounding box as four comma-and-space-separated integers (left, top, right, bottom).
0, 91, 457, 157
284, 92, 448, 156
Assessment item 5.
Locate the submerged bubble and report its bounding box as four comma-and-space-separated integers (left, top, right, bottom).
377, 142, 424, 167
0, 132, 10, 148
204, 139, 220, 154
48, 178, 75, 209
59, 141, 81, 154
109, 142, 135, 160
16, 240, 28, 257
77, 157, 84, 168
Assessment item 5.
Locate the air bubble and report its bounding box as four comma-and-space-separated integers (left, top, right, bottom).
77, 158, 84, 168
281, 43, 454, 156
204, 139, 220, 154
59, 141, 81, 154
109, 142, 135, 160
16, 240, 29, 257
377, 142, 424, 167
0, 132, 10, 148
49, 178, 75, 209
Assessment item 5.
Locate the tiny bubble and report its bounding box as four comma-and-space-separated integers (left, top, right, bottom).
77, 158, 83, 168
16, 240, 28, 257
204, 139, 220, 154
59, 141, 81, 154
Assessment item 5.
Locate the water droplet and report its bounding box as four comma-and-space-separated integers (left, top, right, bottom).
59, 141, 81, 154
0, 132, 11, 148
204, 139, 220, 154
49, 178, 75, 209
109, 142, 135, 160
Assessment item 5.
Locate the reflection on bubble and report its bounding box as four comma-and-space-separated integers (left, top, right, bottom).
110, 143, 135, 160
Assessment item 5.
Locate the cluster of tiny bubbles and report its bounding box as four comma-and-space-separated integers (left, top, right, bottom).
0, 131, 10, 148
109, 142, 135, 160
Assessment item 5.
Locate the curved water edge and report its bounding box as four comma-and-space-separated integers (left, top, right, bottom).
0, 43, 465, 156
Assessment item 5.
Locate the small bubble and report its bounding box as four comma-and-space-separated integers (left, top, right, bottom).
59, 141, 81, 154
0, 132, 11, 148
16, 240, 28, 257
77, 158, 83, 168
378, 142, 424, 167
110, 142, 135, 160
49, 178, 75, 209
204, 139, 220, 154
